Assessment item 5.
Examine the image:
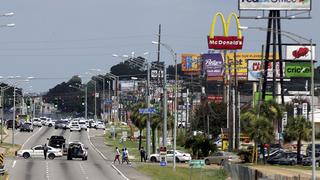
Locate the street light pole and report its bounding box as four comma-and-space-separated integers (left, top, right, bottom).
12, 85, 15, 147
85, 85, 88, 120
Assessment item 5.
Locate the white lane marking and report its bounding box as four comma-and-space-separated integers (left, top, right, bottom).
79, 162, 89, 180
86, 130, 130, 180
14, 131, 20, 136
21, 126, 43, 148
46, 161, 50, 180
12, 160, 16, 168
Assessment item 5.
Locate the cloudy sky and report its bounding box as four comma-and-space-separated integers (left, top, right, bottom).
0, 0, 318, 92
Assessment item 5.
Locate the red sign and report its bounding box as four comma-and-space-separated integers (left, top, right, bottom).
207, 95, 223, 103
207, 36, 244, 50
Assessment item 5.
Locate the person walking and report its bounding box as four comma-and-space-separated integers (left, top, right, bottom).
43, 143, 48, 160
140, 147, 146, 162
122, 147, 130, 164
113, 147, 121, 164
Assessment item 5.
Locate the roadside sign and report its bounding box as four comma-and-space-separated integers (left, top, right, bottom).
0, 153, 4, 165
139, 108, 156, 114
159, 146, 167, 167
104, 99, 112, 105
189, 160, 205, 169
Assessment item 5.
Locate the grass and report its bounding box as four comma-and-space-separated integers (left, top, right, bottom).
0, 142, 21, 158
137, 164, 227, 180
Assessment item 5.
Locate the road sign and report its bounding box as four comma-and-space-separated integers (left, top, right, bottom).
0, 153, 4, 165
139, 108, 156, 114
104, 99, 112, 104
189, 160, 205, 168
159, 146, 167, 167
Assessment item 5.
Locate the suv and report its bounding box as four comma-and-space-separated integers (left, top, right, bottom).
6, 120, 19, 129
20, 122, 33, 132
78, 120, 87, 131
306, 144, 320, 157
48, 136, 66, 149
70, 121, 81, 132
67, 142, 88, 160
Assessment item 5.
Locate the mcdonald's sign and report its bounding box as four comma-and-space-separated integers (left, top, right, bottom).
207, 12, 244, 50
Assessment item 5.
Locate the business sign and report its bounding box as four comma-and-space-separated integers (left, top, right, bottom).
207, 12, 244, 50
285, 62, 311, 78
247, 60, 281, 81
239, 0, 311, 10
202, 53, 224, 81
286, 45, 316, 60
181, 54, 201, 74
226, 52, 276, 80
207, 95, 223, 103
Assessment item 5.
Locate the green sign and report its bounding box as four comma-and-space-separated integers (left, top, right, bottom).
189, 160, 205, 168
285, 62, 311, 78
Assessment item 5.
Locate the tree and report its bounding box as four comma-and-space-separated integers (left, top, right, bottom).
130, 102, 147, 150
259, 100, 283, 133
150, 114, 161, 153
284, 116, 311, 164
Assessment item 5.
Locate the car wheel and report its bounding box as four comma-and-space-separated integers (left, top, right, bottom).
70, 130, 72, 132
48, 153, 55, 160
150, 157, 157, 163
175, 157, 180, 163
23, 152, 30, 159
205, 159, 210, 165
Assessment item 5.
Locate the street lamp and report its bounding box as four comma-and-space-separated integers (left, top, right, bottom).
240, 26, 315, 180
152, 41, 178, 169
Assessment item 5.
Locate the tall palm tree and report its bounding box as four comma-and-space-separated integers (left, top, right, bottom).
131, 102, 147, 150
259, 100, 283, 135
284, 116, 311, 164
150, 114, 161, 153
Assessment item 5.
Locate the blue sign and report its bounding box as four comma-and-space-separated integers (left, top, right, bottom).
139, 108, 156, 114
160, 161, 167, 166
104, 99, 112, 104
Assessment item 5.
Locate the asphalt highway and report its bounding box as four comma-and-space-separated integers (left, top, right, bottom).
4, 127, 125, 180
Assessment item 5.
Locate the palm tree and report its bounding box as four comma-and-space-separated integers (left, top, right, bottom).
259, 100, 283, 135
150, 114, 161, 153
131, 102, 147, 150
284, 116, 311, 164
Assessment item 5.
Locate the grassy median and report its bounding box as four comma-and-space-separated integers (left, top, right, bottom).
0, 142, 21, 158
137, 164, 227, 180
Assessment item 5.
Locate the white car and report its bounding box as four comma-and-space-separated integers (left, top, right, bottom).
78, 120, 87, 130
70, 121, 81, 132
40, 117, 48, 125
32, 118, 42, 127
45, 118, 55, 127
95, 122, 105, 130
16, 145, 63, 159
149, 150, 192, 163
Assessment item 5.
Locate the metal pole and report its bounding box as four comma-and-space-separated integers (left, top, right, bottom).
94, 80, 97, 120
108, 81, 111, 122
146, 59, 151, 159
12, 86, 15, 147
102, 78, 105, 121
186, 88, 189, 134
163, 65, 167, 147
1, 88, 4, 144
85, 85, 88, 120
310, 39, 316, 180
173, 53, 178, 170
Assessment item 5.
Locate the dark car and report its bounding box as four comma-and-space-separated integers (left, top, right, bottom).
67, 142, 88, 160
306, 144, 320, 157
302, 156, 320, 166
48, 136, 66, 149
267, 151, 298, 165
6, 120, 19, 129
20, 122, 33, 132
54, 121, 64, 129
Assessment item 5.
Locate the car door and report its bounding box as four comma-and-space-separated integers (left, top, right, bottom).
33, 145, 44, 158
166, 150, 174, 162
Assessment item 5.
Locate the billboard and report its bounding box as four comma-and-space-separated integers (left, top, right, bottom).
181, 54, 201, 74
247, 60, 281, 81
202, 53, 224, 81
286, 45, 316, 60
285, 62, 311, 78
207, 12, 243, 50
239, 0, 311, 11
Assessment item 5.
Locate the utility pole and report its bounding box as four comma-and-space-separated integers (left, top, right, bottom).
146, 60, 151, 159
163, 65, 167, 147
157, 24, 161, 84
94, 80, 97, 120
0, 88, 4, 143
234, 51, 239, 150
85, 85, 88, 120
12, 86, 16, 147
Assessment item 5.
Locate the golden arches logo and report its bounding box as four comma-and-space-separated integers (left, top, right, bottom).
207, 12, 244, 50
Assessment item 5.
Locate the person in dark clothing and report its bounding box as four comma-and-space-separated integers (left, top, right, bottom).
43, 143, 48, 160
140, 147, 146, 162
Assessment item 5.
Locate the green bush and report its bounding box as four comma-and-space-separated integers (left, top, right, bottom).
184, 134, 216, 158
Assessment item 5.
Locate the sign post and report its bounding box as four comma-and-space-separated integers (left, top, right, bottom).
159, 146, 167, 166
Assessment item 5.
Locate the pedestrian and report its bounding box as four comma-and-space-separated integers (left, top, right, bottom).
43, 143, 48, 160
122, 147, 130, 164
113, 147, 121, 164
140, 147, 146, 162
121, 148, 125, 164
125, 148, 131, 165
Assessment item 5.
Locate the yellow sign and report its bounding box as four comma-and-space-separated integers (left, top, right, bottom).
0, 153, 4, 165
209, 12, 242, 39
181, 54, 201, 74
225, 52, 279, 80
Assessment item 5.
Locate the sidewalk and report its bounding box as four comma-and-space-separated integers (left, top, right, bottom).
90, 136, 151, 180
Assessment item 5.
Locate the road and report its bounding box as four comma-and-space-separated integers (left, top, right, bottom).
4, 127, 126, 180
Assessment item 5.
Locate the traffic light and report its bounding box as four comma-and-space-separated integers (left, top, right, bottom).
26, 99, 31, 108
81, 96, 85, 106
54, 98, 58, 108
